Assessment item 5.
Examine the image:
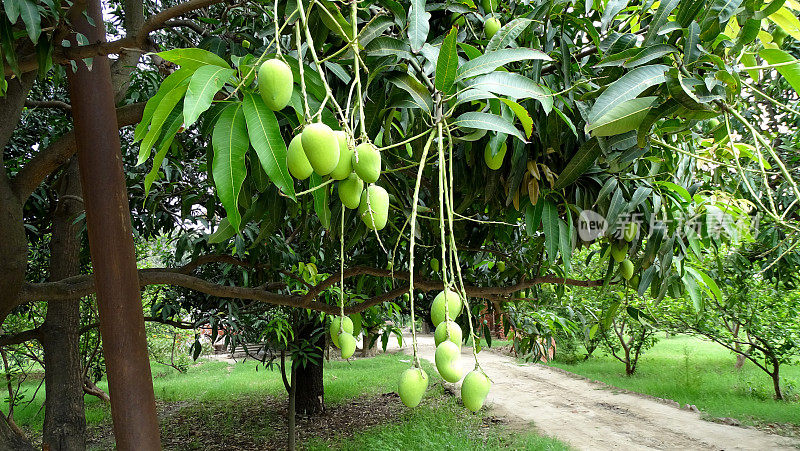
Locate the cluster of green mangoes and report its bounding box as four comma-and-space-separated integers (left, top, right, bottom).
329, 315, 362, 359
609, 222, 639, 282
257, 60, 388, 231
397, 290, 491, 412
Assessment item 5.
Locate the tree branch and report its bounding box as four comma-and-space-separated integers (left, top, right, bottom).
0, 328, 43, 347
23, 100, 72, 111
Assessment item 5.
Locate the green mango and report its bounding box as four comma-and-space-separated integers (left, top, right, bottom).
258, 59, 293, 111
398, 367, 428, 407
435, 341, 464, 383
484, 17, 501, 38
338, 173, 364, 209
430, 257, 440, 273
611, 243, 629, 263
623, 222, 638, 242
434, 320, 463, 349
338, 332, 356, 359
329, 131, 354, 180
461, 369, 491, 412
358, 185, 389, 230
496, 261, 506, 272
484, 141, 506, 170
330, 316, 353, 348
287, 135, 313, 180
302, 123, 340, 176
620, 259, 634, 281
430, 289, 462, 326
352, 142, 381, 183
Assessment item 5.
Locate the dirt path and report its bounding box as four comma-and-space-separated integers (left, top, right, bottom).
402, 334, 799, 451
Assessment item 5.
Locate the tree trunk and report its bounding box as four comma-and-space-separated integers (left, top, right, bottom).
735, 353, 746, 369
294, 333, 324, 415
41, 160, 87, 451
771, 361, 783, 401
361, 329, 378, 357
288, 363, 296, 451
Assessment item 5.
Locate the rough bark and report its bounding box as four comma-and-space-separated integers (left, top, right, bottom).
41, 159, 86, 451
294, 328, 324, 416
361, 329, 378, 357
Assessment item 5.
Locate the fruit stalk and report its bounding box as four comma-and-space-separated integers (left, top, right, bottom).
437, 121, 451, 339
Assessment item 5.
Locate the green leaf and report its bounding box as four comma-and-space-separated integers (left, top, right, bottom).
208, 218, 237, 244
682, 271, 703, 312
553, 138, 602, 189
759, 48, 800, 95
467, 72, 553, 113
542, 200, 559, 263
710, 0, 744, 24
486, 18, 533, 51
4, 0, 20, 23
317, 0, 354, 41
558, 219, 572, 272
18, 0, 40, 43
498, 98, 533, 138
623, 44, 678, 68
156, 48, 231, 71
686, 267, 722, 304
683, 21, 701, 66
587, 96, 658, 137
365, 37, 414, 60
388, 73, 433, 114
144, 107, 183, 196
456, 48, 551, 81
212, 103, 249, 231
588, 65, 667, 124
452, 112, 526, 141
754, 0, 786, 20
310, 174, 332, 229
525, 200, 544, 235
138, 84, 188, 165
242, 93, 296, 200
435, 27, 458, 95
637, 98, 680, 148
184, 65, 235, 128
135, 68, 193, 142
408, 0, 431, 53
644, 0, 680, 45
658, 181, 691, 202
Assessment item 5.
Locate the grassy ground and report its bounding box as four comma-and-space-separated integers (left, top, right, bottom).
548, 334, 800, 428
4, 352, 568, 450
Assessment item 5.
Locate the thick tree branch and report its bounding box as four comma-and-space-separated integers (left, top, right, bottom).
0, 328, 43, 347
7, 0, 227, 76
23, 100, 72, 111
11, 102, 145, 200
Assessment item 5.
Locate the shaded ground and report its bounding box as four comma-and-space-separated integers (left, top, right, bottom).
404, 334, 800, 451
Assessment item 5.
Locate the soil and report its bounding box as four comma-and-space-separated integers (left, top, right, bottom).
402, 333, 800, 451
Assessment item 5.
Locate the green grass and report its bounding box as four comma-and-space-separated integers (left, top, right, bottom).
306, 389, 570, 451
549, 335, 800, 427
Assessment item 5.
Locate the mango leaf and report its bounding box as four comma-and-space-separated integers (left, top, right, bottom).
212, 103, 249, 231
144, 107, 184, 196
486, 18, 533, 51
365, 37, 414, 60
138, 84, 188, 165
754, 0, 786, 20
184, 65, 235, 128
542, 199, 559, 263
525, 199, 544, 235
467, 72, 553, 113
686, 267, 723, 304
658, 181, 692, 202
4, 0, 20, 23
135, 68, 193, 141
587, 96, 658, 136
317, 0, 354, 41
310, 174, 332, 229
682, 271, 703, 312
710, 0, 744, 25
623, 44, 678, 68
156, 48, 231, 71
553, 138, 602, 189
208, 218, 237, 243
759, 48, 800, 94
588, 64, 667, 124
644, 0, 680, 44
408, 0, 431, 53
452, 112, 526, 141
435, 27, 458, 95
498, 98, 533, 138
388, 73, 433, 114
456, 48, 551, 81
558, 219, 572, 272
242, 93, 296, 199
18, 0, 40, 43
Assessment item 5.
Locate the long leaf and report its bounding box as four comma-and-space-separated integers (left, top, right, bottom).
452, 112, 526, 141
134, 68, 193, 141
587, 96, 658, 136
310, 174, 332, 229
468, 72, 553, 113
498, 98, 533, 138
144, 107, 184, 196
435, 27, 458, 95
588, 64, 667, 123
242, 93, 296, 200
644, 0, 680, 44
710, 0, 744, 24
768, 6, 800, 41
138, 84, 188, 165
456, 48, 551, 81
486, 18, 533, 51
388, 73, 433, 114
542, 199, 559, 263
408, 0, 431, 53
156, 48, 231, 71
184, 65, 235, 128
212, 103, 249, 231
18, 0, 40, 43
759, 48, 800, 95
553, 138, 602, 189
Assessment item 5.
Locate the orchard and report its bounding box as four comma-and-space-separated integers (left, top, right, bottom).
0, 0, 799, 448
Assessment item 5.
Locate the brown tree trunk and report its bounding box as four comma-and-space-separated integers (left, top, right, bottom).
294, 333, 324, 415
361, 329, 378, 357
41, 160, 87, 450
771, 360, 783, 401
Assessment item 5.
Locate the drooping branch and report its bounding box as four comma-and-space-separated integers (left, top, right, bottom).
21, 260, 605, 315
11, 102, 145, 200
6, 0, 228, 76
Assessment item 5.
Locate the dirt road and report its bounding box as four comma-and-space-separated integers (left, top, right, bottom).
402, 334, 799, 451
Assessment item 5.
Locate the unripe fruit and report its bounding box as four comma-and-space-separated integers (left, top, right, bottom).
258, 59, 293, 111
330, 316, 353, 348
358, 185, 389, 230
302, 123, 340, 175
611, 243, 628, 263
338, 173, 364, 209
338, 332, 356, 359
434, 320, 463, 348
287, 135, 313, 180
403, 293, 410, 302
430, 257, 440, 273
461, 370, 491, 412
485, 17, 501, 39
623, 222, 638, 242
620, 259, 634, 281
329, 131, 354, 180
481, 0, 498, 12
435, 341, 464, 383
352, 143, 381, 183
431, 289, 462, 326
496, 261, 506, 272
398, 367, 428, 407
484, 141, 506, 170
